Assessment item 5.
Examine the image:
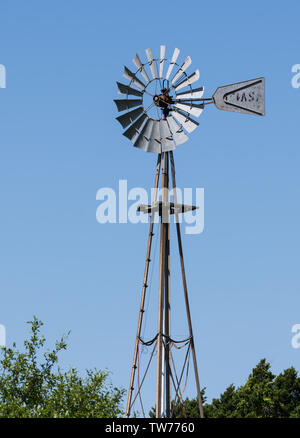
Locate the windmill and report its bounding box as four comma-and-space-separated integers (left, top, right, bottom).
114, 46, 265, 418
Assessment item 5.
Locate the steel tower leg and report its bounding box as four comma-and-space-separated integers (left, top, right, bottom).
164, 154, 171, 418
156, 152, 167, 418
125, 155, 162, 418
170, 151, 204, 419
127, 151, 203, 419
156, 151, 172, 418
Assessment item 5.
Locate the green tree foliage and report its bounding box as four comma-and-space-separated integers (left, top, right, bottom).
0, 317, 125, 418
164, 359, 300, 418
149, 390, 207, 418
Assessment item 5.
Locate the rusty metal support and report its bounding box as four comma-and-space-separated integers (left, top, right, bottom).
125, 154, 161, 418
169, 151, 204, 419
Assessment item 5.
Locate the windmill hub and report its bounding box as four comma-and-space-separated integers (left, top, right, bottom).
153, 92, 173, 108
114, 46, 206, 152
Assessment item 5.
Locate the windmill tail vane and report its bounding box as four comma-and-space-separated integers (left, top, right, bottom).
113, 45, 265, 418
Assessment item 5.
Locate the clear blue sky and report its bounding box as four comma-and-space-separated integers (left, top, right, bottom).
0, 0, 300, 414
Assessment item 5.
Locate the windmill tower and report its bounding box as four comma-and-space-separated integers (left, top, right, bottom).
114, 46, 265, 418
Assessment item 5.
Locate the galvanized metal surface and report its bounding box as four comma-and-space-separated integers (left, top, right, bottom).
166, 116, 188, 146
123, 113, 148, 142
172, 109, 199, 133
117, 82, 143, 97
116, 47, 266, 154
134, 118, 154, 152
175, 86, 205, 100
145, 48, 156, 80
165, 48, 180, 80
213, 77, 265, 116
156, 152, 169, 418
147, 121, 161, 153
174, 102, 204, 118
123, 66, 146, 90
171, 56, 192, 84
160, 119, 175, 152
137, 201, 198, 216
159, 45, 166, 79
133, 53, 150, 84
174, 69, 200, 91
116, 107, 144, 129
115, 46, 205, 153
113, 99, 142, 112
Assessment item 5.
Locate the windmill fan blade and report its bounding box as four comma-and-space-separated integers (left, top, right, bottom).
165, 48, 180, 81
159, 45, 166, 79
174, 70, 200, 91
133, 54, 151, 83
145, 48, 156, 79
134, 118, 154, 151
117, 82, 143, 97
172, 109, 199, 133
175, 87, 204, 100
123, 113, 148, 142
171, 56, 192, 84
123, 66, 146, 90
115, 46, 205, 152
114, 99, 143, 112
174, 102, 204, 118
147, 121, 161, 153
116, 107, 144, 129
160, 119, 175, 152
166, 116, 188, 145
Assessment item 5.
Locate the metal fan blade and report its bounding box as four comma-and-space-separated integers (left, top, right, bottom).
174, 70, 200, 91
114, 99, 143, 112
171, 56, 192, 84
147, 121, 162, 153
123, 66, 146, 90
160, 119, 175, 152
117, 82, 143, 97
172, 109, 199, 133
134, 118, 154, 151
159, 45, 166, 79
123, 114, 148, 142
116, 107, 144, 129
175, 87, 204, 100
133, 54, 151, 84
145, 48, 156, 79
166, 116, 188, 145
165, 48, 180, 81
174, 102, 204, 118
